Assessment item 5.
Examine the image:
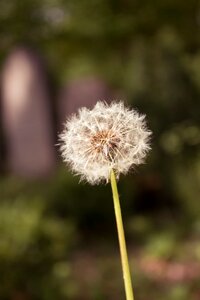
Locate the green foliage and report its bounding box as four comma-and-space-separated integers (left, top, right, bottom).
144, 231, 177, 259
0, 187, 76, 299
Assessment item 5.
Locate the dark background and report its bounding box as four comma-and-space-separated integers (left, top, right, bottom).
0, 1, 200, 299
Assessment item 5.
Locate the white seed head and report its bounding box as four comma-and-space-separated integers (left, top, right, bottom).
60, 101, 151, 184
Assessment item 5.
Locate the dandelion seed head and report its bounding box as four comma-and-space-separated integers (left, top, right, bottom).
60, 101, 151, 184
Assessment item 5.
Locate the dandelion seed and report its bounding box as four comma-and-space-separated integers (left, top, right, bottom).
60, 101, 151, 184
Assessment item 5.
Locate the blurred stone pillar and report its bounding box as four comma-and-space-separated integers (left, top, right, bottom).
0, 95, 4, 172
58, 77, 112, 128
1, 47, 56, 178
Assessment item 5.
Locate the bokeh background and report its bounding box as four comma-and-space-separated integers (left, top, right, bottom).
0, 1, 200, 299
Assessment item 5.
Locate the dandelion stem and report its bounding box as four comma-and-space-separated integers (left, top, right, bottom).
110, 169, 134, 300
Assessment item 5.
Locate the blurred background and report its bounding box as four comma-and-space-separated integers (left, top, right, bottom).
0, 1, 200, 299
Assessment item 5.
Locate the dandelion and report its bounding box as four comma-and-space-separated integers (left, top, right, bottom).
60, 101, 151, 184
60, 101, 152, 300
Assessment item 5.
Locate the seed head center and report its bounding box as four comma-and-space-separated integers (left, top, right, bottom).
90, 130, 120, 160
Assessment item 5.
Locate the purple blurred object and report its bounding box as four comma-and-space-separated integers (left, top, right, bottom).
58, 77, 112, 127
1, 47, 56, 178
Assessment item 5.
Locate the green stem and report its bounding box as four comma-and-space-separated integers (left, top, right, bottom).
110, 169, 134, 300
